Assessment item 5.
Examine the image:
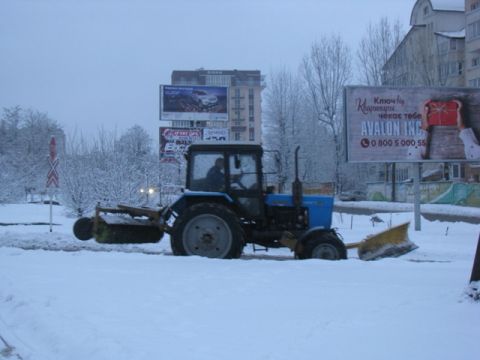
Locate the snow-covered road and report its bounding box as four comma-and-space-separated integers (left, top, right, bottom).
0, 203, 479, 360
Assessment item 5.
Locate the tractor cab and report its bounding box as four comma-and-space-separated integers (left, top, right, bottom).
185, 142, 265, 220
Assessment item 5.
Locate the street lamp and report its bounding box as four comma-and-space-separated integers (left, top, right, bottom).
140, 187, 156, 205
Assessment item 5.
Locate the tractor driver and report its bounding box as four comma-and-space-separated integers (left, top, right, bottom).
206, 157, 225, 191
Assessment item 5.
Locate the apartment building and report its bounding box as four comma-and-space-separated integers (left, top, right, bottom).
168, 69, 264, 142
381, 0, 480, 183
383, 0, 465, 87
466, 0, 480, 86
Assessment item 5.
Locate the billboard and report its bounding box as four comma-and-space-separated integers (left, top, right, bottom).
160, 85, 228, 122
344, 86, 480, 163
203, 127, 229, 141
159, 128, 202, 163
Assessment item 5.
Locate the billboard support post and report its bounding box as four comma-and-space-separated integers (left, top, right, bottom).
413, 162, 421, 231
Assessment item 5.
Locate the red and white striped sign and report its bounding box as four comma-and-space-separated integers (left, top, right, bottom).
46, 137, 59, 188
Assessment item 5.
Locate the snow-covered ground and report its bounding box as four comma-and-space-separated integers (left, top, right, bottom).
0, 202, 479, 360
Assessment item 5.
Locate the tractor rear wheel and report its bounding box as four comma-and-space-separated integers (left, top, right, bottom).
171, 203, 244, 259
73, 217, 93, 240
299, 232, 347, 260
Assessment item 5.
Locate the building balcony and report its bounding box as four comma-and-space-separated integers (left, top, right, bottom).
231, 126, 247, 132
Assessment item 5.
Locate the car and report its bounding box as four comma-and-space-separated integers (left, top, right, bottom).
191, 90, 218, 108
338, 190, 367, 201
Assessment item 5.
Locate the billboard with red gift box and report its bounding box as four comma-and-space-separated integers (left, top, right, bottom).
344, 86, 480, 162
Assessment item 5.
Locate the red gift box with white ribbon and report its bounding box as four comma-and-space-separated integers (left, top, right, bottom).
426, 101, 458, 126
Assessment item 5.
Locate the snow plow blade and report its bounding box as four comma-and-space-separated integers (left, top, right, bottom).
346, 222, 417, 261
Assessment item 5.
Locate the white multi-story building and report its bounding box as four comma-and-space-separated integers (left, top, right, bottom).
383, 0, 466, 87
168, 69, 264, 142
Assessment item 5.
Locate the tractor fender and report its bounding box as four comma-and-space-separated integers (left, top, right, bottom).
295, 227, 343, 254
169, 191, 235, 216
298, 227, 339, 244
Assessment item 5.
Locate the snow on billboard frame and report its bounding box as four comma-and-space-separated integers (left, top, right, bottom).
160, 85, 228, 122
344, 86, 480, 163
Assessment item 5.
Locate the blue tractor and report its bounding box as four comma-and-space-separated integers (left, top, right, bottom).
73, 142, 347, 260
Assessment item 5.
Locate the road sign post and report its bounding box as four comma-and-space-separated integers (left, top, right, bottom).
46, 136, 59, 232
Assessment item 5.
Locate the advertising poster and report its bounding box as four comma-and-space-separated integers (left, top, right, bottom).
160, 85, 228, 122
159, 127, 202, 163
203, 127, 229, 141
345, 86, 480, 162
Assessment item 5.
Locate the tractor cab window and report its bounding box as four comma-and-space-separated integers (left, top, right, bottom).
188, 152, 225, 192
229, 153, 259, 190
228, 152, 262, 218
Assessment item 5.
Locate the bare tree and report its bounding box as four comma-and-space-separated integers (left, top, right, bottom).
61, 125, 158, 216
0, 106, 64, 202
302, 35, 352, 192
357, 17, 403, 85
355, 18, 405, 194
60, 132, 97, 216
116, 125, 153, 158
263, 67, 304, 192
382, 25, 444, 87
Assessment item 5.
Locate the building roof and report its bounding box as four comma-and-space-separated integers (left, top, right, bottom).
435, 29, 466, 38
430, 0, 464, 12
171, 69, 263, 86
410, 1, 464, 28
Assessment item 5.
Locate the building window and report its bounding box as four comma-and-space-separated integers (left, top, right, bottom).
438, 41, 448, 55
439, 63, 447, 78
234, 88, 240, 97
471, 1, 480, 11
249, 128, 255, 141
171, 120, 193, 128
249, 116, 254, 123
469, 78, 480, 87
440, 62, 464, 77
472, 57, 480, 67
248, 88, 254, 102
205, 75, 231, 86
249, 105, 254, 117
423, 6, 429, 16
451, 164, 465, 179
450, 39, 457, 50
468, 20, 480, 40
234, 132, 241, 141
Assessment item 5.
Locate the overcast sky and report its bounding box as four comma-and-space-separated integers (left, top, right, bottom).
0, 0, 416, 141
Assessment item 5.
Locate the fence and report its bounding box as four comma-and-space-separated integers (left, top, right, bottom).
367, 181, 480, 207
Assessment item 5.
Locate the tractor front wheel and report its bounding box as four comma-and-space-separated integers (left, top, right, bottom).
299, 232, 347, 260
171, 203, 244, 259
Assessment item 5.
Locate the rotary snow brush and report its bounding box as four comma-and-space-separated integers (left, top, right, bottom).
346, 222, 418, 261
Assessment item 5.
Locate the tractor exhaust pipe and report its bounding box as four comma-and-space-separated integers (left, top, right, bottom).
292, 146, 303, 209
